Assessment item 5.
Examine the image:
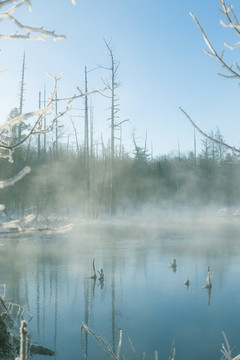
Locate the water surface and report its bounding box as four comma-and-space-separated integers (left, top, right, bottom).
1, 216, 240, 360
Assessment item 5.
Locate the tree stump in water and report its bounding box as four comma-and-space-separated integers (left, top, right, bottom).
0, 297, 55, 359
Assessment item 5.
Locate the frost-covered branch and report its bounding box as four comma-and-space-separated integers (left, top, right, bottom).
54, 87, 106, 104
0, 166, 31, 189
0, 106, 53, 133
0, 0, 76, 41
179, 107, 240, 155
0, 73, 69, 154
183, 1, 240, 156
218, 0, 240, 48
190, 0, 240, 79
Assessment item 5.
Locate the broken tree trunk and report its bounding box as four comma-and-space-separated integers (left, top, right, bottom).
0, 296, 15, 360
0, 297, 54, 360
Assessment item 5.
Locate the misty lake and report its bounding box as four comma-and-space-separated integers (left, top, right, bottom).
1, 212, 240, 360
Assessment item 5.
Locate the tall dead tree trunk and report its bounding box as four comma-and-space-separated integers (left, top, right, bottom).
38, 91, 41, 158
55, 89, 58, 159
17, 52, 26, 218
102, 41, 121, 216
84, 66, 90, 216
43, 85, 47, 158
18, 52, 26, 141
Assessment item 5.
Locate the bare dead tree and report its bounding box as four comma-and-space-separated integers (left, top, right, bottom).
99, 40, 129, 215
181, 0, 240, 153
100, 40, 120, 215
0, 0, 107, 220
84, 66, 90, 215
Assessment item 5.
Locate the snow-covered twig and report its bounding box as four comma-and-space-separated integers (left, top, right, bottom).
0, 166, 31, 189
0, 0, 69, 41
190, 0, 240, 79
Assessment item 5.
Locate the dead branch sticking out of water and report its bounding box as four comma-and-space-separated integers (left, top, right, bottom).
221, 332, 240, 360
81, 322, 122, 360
81, 324, 240, 360
81, 323, 172, 360
89, 259, 97, 280
169, 259, 177, 272
202, 266, 212, 289
89, 260, 104, 288
15, 321, 28, 360
98, 268, 104, 282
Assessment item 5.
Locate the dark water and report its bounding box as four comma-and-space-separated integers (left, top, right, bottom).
1, 216, 240, 360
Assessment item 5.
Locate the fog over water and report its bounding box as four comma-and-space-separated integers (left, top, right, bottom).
1, 209, 240, 360
2, 1, 240, 359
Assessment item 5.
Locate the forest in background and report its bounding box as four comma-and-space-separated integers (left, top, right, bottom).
2, 108, 240, 221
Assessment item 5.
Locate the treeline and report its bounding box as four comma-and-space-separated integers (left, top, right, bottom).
1, 123, 240, 220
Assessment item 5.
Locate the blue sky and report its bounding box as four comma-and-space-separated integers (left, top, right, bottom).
1, 0, 240, 157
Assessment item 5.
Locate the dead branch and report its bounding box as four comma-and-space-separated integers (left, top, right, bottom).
0, 0, 76, 41
0, 73, 72, 152
81, 322, 122, 360
54, 88, 106, 104
179, 107, 240, 155
190, 5, 240, 79
0, 166, 31, 189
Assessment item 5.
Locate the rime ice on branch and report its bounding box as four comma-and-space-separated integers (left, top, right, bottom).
0, 0, 76, 41
180, 0, 240, 155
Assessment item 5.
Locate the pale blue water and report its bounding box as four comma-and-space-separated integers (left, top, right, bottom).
1, 217, 240, 360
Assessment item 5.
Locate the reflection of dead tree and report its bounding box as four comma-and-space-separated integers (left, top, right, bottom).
89, 260, 105, 289
98, 268, 104, 289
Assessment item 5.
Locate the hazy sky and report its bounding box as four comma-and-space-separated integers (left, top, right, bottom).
1, 0, 240, 157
